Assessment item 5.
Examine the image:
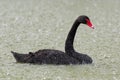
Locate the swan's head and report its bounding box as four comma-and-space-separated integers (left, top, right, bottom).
77, 15, 94, 29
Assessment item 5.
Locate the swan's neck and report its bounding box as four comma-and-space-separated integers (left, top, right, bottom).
65, 20, 80, 54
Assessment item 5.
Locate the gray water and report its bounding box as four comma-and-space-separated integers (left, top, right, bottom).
0, 0, 120, 80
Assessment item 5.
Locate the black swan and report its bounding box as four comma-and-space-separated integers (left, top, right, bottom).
11, 15, 94, 65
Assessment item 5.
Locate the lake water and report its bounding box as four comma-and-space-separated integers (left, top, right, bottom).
0, 0, 120, 80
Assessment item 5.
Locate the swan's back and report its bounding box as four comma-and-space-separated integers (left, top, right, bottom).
12, 49, 80, 65
31, 49, 80, 64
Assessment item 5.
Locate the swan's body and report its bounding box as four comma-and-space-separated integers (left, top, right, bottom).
11, 49, 92, 64
11, 15, 94, 65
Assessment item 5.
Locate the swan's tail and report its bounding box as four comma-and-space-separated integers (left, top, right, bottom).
11, 51, 20, 62
11, 51, 18, 57
11, 51, 27, 63
11, 51, 18, 55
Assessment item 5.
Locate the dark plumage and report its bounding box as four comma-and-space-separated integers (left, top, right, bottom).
11, 15, 94, 65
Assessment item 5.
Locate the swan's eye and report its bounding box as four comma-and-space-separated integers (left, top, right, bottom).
86, 19, 94, 29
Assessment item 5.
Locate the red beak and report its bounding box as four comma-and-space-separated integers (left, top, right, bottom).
86, 19, 94, 29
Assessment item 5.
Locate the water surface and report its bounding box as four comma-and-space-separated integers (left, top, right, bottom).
0, 0, 120, 80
